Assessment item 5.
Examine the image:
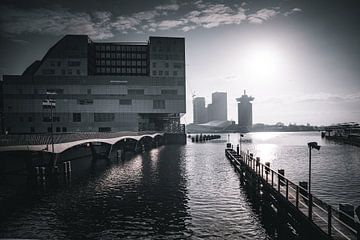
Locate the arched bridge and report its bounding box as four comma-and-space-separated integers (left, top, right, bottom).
0, 131, 164, 154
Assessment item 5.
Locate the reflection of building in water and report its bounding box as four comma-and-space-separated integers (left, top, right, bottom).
236, 90, 254, 130
1, 35, 185, 133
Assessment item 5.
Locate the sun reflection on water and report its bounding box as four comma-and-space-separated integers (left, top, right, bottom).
254, 143, 278, 164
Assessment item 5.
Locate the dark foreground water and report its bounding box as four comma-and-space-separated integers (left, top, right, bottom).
0, 132, 359, 239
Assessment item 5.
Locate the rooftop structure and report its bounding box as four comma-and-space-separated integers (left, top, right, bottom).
236, 90, 254, 129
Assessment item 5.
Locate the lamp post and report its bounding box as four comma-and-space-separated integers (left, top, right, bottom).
307, 141, 320, 220
42, 92, 57, 154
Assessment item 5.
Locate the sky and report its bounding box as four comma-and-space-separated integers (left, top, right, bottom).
0, 0, 360, 126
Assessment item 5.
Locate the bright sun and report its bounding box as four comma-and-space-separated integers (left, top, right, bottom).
241, 43, 285, 81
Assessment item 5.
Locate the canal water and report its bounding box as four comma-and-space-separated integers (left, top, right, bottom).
0, 132, 359, 239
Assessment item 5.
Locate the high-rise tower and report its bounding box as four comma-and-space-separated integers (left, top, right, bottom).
236, 90, 254, 129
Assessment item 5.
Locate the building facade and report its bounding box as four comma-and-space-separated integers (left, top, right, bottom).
209, 92, 227, 121
0, 35, 186, 134
193, 97, 207, 124
236, 90, 254, 129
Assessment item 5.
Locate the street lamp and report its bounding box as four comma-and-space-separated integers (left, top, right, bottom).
307, 141, 320, 220
42, 92, 57, 153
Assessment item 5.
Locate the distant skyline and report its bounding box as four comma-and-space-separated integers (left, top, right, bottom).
1, 0, 360, 125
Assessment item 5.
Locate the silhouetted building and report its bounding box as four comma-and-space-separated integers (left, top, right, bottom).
236, 90, 254, 129
1, 35, 186, 133
210, 92, 227, 121
193, 97, 206, 124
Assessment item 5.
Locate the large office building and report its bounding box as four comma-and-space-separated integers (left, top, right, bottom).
209, 92, 227, 121
236, 90, 254, 129
0, 35, 186, 133
193, 97, 207, 124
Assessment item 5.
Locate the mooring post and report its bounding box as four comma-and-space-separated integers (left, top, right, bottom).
265, 162, 270, 182
236, 144, 239, 155
328, 205, 332, 237
309, 193, 313, 220
296, 185, 299, 208
286, 179, 289, 199
278, 169, 285, 186
271, 171, 274, 187
256, 157, 260, 175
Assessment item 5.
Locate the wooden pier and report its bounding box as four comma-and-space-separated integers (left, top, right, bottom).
225, 146, 360, 240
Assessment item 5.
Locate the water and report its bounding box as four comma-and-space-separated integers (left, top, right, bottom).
0, 131, 359, 239
231, 131, 360, 207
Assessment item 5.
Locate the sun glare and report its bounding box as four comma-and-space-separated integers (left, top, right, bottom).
240, 43, 285, 81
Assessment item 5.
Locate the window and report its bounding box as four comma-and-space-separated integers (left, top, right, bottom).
173, 63, 182, 68
161, 89, 177, 95
73, 113, 81, 122
62, 127, 67, 132
128, 89, 144, 95
94, 113, 115, 122
159, 70, 163, 76
152, 62, 156, 68
56, 127, 61, 132
43, 116, 60, 122
77, 99, 94, 105
68, 61, 80, 67
153, 100, 165, 109
173, 71, 178, 76
165, 62, 169, 68
152, 70, 157, 76
30, 127, 35, 133
119, 99, 132, 105
165, 71, 169, 76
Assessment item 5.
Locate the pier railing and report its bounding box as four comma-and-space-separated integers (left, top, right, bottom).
225, 148, 360, 240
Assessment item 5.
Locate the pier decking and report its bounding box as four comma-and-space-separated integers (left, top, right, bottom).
225, 147, 360, 240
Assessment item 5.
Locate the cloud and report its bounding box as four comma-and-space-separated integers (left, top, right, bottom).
284, 7, 302, 17
0, 6, 114, 40
247, 8, 279, 24
0, 1, 301, 39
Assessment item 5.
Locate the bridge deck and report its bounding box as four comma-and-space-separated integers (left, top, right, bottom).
0, 132, 164, 153
226, 148, 359, 240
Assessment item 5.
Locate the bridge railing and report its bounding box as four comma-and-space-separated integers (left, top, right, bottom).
226, 148, 360, 240
0, 131, 163, 147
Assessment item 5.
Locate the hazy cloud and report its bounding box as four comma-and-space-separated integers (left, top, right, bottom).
0, 1, 301, 39
247, 8, 279, 24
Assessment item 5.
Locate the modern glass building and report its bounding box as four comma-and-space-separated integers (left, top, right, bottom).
0, 35, 186, 134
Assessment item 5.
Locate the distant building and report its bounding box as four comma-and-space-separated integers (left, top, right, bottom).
209, 92, 227, 121
0, 35, 186, 134
236, 90, 254, 129
193, 97, 207, 124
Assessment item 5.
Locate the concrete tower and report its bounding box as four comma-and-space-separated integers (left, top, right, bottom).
236, 90, 254, 129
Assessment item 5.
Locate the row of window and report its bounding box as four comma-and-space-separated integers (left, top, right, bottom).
96, 60, 147, 67
41, 69, 81, 75
151, 46, 182, 53
75, 99, 167, 107
15, 88, 178, 95
152, 70, 178, 76
96, 67, 147, 74
95, 45, 147, 52
96, 52, 147, 59
49, 61, 80, 67
152, 62, 182, 68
